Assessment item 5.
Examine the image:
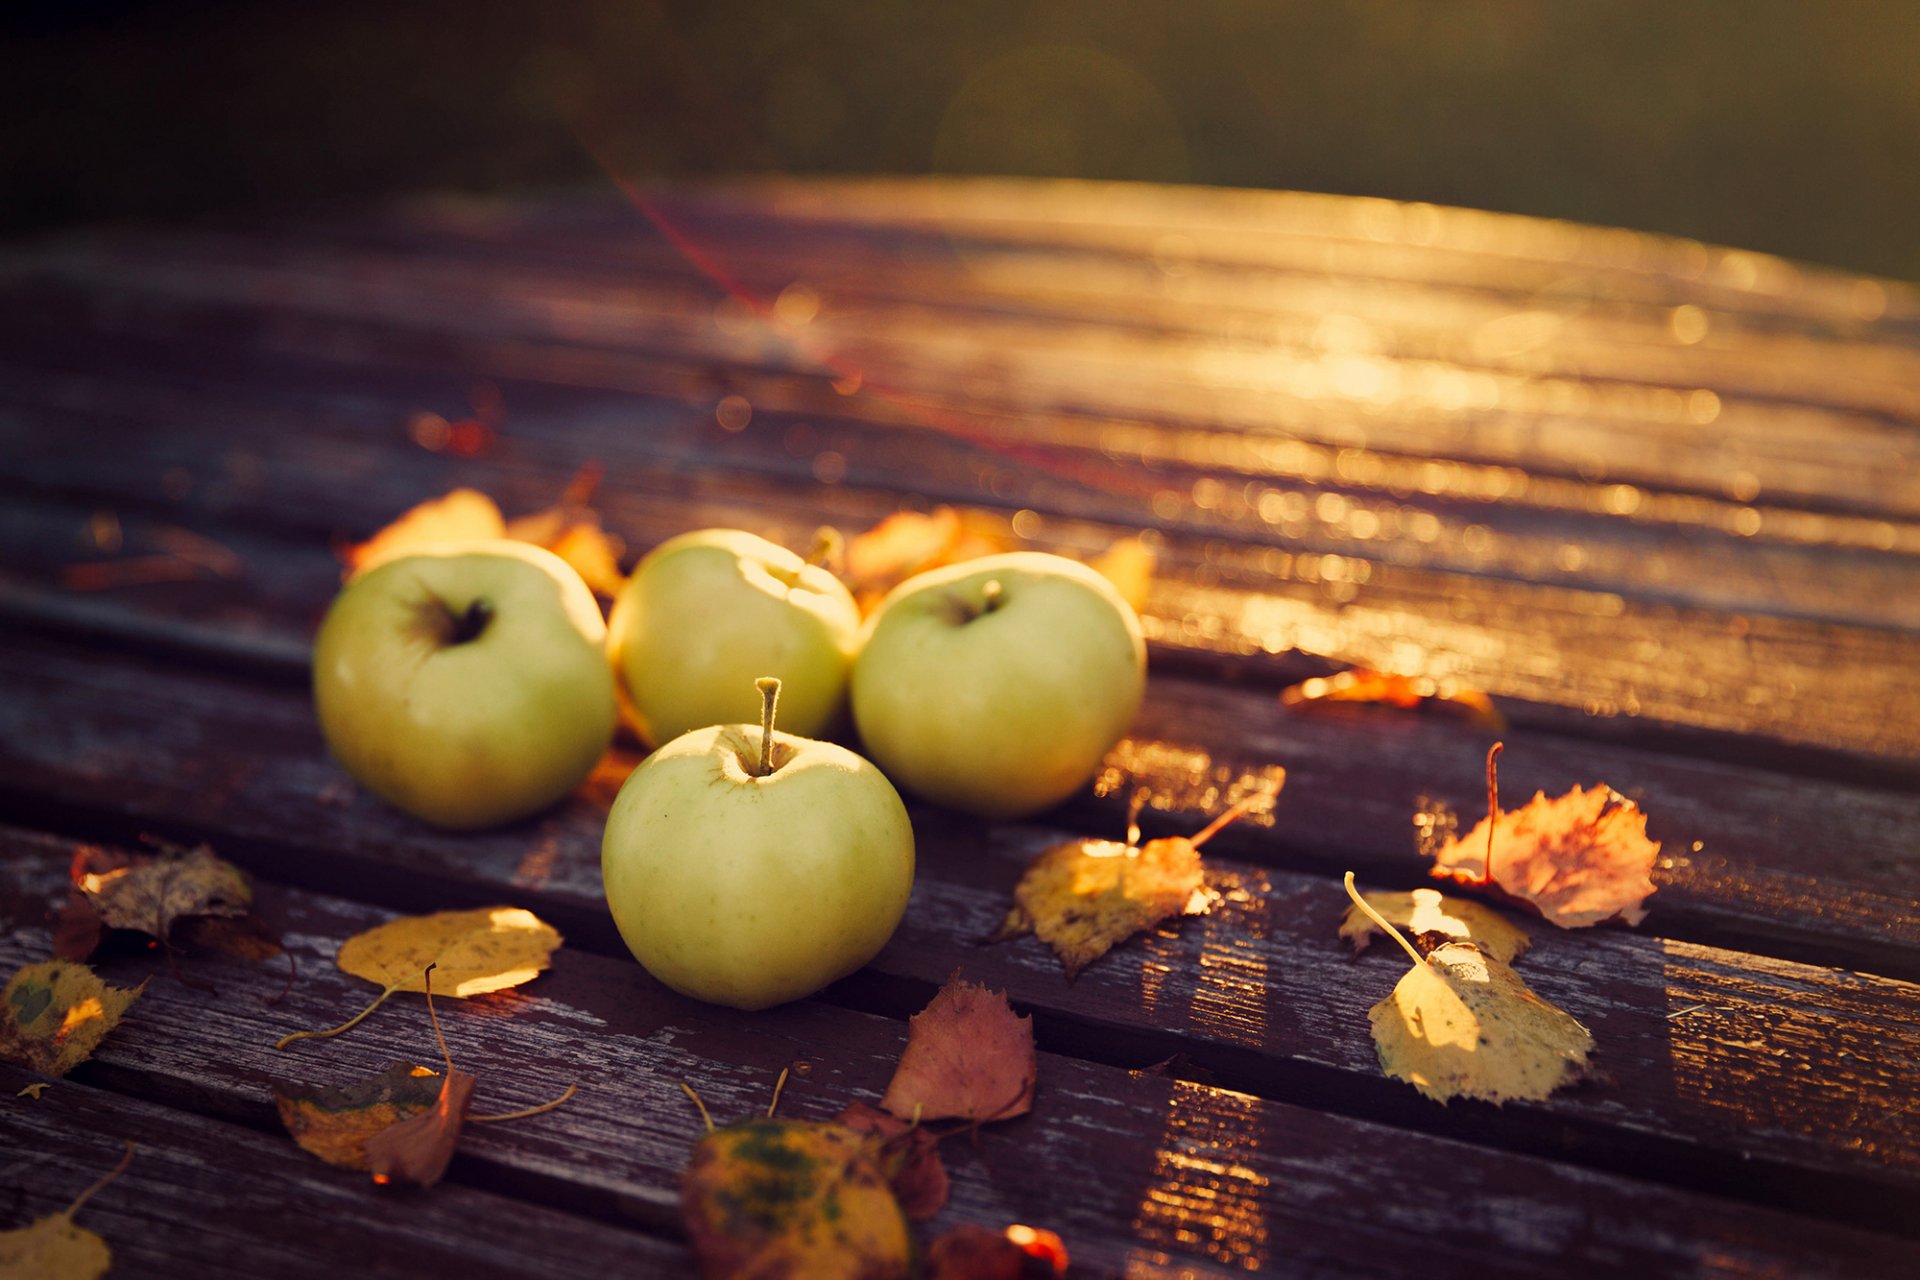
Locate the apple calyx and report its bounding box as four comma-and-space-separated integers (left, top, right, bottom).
755, 677, 782, 777
413, 594, 494, 648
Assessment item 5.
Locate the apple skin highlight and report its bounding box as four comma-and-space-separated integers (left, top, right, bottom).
312, 542, 617, 830
601, 721, 916, 1011
851, 552, 1146, 820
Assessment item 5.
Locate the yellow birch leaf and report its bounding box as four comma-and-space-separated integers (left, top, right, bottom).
993, 837, 1210, 980
274, 1062, 447, 1170
343, 489, 506, 578
681, 1119, 912, 1280
1339, 888, 1531, 965
1370, 941, 1593, 1105
1087, 534, 1155, 615
0, 1141, 130, 1280
276, 908, 561, 1049
0, 961, 146, 1078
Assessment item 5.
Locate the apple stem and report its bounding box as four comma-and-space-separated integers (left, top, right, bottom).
981, 579, 1005, 613
756, 677, 781, 777
804, 527, 843, 572
1343, 871, 1426, 968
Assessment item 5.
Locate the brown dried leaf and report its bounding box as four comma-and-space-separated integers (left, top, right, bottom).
342, 488, 506, 578
73, 843, 251, 942
275, 1062, 446, 1170
51, 892, 103, 964
680, 1119, 912, 1280
836, 1101, 949, 1222
993, 836, 1211, 980
1281, 669, 1505, 730
0, 961, 146, 1078
1428, 785, 1659, 928
366, 1067, 476, 1188
925, 1224, 1070, 1280
1370, 941, 1594, 1105
1339, 888, 1531, 964
881, 977, 1035, 1125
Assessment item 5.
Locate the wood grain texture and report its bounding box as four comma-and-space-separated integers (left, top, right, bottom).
2, 832, 1910, 1279
0, 1067, 682, 1279
0, 633, 1913, 1229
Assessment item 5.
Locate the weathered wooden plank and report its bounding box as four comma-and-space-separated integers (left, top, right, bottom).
0, 1068, 683, 1279
4, 352, 1919, 765
5, 487, 1919, 982
0, 633, 1914, 1227
2, 832, 1911, 1278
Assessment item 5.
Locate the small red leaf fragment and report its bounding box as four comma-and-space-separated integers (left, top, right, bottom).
365, 1066, 475, 1188
881, 977, 1035, 1125
925, 1224, 1069, 1279
836, 1101, 949, 1221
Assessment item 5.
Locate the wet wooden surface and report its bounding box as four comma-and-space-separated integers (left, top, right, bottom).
2, 177, 1917, 1276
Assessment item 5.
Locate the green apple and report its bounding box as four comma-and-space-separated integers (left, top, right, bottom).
607, 529, 860, 747
851, 552, 1146, 819
602, 679, 915, 1010
313, 541, 617, 829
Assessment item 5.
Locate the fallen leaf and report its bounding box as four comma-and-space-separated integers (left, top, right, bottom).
173, 914, 286, 963
1087, 534, 1155, 615
0, 961, 146, 1077
274, 1062, 447, 1170
501, 464, 628, 596
51, 892, 102, 964
1339, 887, 1531, 964
881, 977, 1035, 1125
836, 1101, 949, 1221
681, 1118, 912, 1280
278, 906, 561, 1049
992, 795, 1265, 979
342, 488, 506, 578
72, 843, 251, 943
925, 1224, 1070, 1280
366, 1067, 476, 1188
1346, 874, 1592, 1105
1428, 784, 1659, 928
1281, 669, 1505, 730
17, 1083, 48, 1100
0, 1142, 131, 1280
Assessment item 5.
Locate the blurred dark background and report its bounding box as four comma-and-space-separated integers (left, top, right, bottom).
7, 0, 1918, 280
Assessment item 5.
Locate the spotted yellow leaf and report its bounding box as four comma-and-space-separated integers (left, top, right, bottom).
1370, 941, 1593, 1105
276, 907, 562, 1050
0, 961, 146, 1078
273, 1062, 447, 1170
0, 1142, 130, 1280
1339, 888, 1531, 964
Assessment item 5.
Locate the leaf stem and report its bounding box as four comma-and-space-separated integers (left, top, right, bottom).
275, 984, 399, 1049
1189, 791, 1269, 850
681, 1082, 715, 1133
1483, 741, 1505, 888
755, 677, 781, 777
767, 1066, 790, 1119
1343, 871, 1425, 968
472, 1083, 578, 1124
423, 963, 453, 1076
64, 1141, 134, 1222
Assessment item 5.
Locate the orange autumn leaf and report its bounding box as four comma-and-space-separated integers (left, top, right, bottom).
1281, 669, 1505, 730
274, 1062, 447, 1170
367, 1066, 476, 1188
343, 488, 506, 577
881, 977, 1035, 1125
1428, 784, 1659, 928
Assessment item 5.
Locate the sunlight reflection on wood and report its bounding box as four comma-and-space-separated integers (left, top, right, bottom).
1130, 1081, 1271, 1273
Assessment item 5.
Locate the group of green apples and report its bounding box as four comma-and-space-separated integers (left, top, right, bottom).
312, 528, 1146, 1010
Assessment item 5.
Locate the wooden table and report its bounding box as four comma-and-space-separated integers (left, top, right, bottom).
2, 178, 1917, 1277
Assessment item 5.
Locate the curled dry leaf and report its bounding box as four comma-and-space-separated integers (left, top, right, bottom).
836, 1102, 949, 1222
681, 1119, 912, 1280
1339, 888, 1531, 965
0, 961, 146, 1078
881, 977, 1035, 1125
274, 1062, 447, 1170
71, 843, 251, 945
1428, 784, 1659, 928
0, 1141, 132, 1280
1347, 875, 1592, 1105
278, 907, 561, 1049
366, 1067, 476, 1189
1281, 669, 1505, 730
925, 1224, 1070, 1280
993, 796, 1265, 979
